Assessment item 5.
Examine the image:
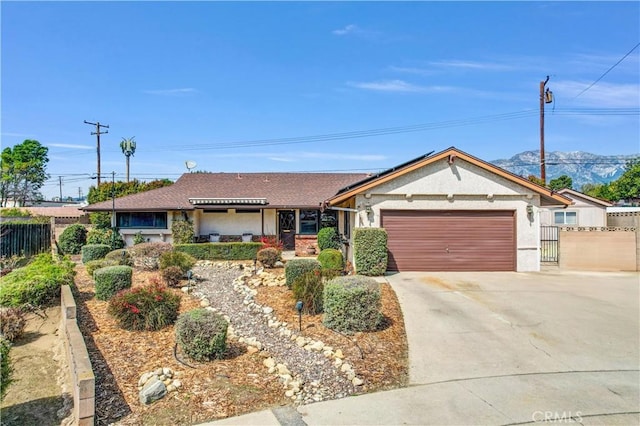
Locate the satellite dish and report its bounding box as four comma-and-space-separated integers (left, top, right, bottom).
185, 160, 197, 172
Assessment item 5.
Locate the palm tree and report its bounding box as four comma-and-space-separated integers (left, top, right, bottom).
120, 137, 136, 182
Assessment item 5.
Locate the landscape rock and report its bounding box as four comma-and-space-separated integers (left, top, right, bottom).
139, 377, 167, 405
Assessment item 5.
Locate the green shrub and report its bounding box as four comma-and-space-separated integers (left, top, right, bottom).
317, 248, 344, 273
323, 275, 382, 334
292, 270, 324, 314
175, 242, 262, 261
89, 212, 111, 229
87, 227, 125, 250
317, 227, 341, 251
175, 309, 228, 361
353, 228, 388, 276
285, 258, 321, 289
133, 232, 146, 245
171, 220, 195, 245
257, 247, 280, 268
104, 249, 133, 267
161, 266, 184, 287
0, 336, 13, 402
0, 307, 26, 342
58, 224, 87, 255
128, 242, 173, 270
85, 259, 118, 277
0, 254, 75, 307
94, 265, 133, 301
107, 279, 181, 331
81, 244, 111, 263
159, 251, 196, 273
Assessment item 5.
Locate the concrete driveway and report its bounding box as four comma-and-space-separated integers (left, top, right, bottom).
383, 270, 640, 424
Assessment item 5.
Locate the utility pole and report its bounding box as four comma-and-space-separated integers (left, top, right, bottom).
58, 176, 63, 201
539, 76, 553, 185
84, 120, 109, 186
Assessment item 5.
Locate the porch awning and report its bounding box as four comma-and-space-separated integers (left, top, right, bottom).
188, 197, 268, 205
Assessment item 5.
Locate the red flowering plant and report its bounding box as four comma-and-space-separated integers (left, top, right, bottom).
107, 277, 181, 331
260, 235, 284, 253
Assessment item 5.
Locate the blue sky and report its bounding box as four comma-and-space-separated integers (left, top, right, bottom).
2, 1, 639, 200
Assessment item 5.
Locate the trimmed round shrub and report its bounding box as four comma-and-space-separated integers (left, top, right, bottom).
0, 307, 26, 342
58, 224, 87, 255
159, 251, 196, 273
0, 254, 75, 308
285, 258, 321, 289
94, 265, 133, 301
104, 249, 134, 267
87, 227, 125, 250
81, 244, 111, 263
292, 270, 324, 315
317, 227, 341, 251
85, 259, 117, 277
107, 280, 181, 331
257, 247, 280, 268
161, 266, 184, 287
323, 275, 382, 334
353, 228, 388, 276
317, 248, 344, 273
175, 309, 228, 361
0, 336, 13, 402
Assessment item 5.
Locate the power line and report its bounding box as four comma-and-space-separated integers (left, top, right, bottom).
572, 42, 640, 100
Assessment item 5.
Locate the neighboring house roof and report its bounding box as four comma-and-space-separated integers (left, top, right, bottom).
83, 172, 369, 212
327, 146, 573, 206
556, 188, 613, 207
24, 206, 87, 218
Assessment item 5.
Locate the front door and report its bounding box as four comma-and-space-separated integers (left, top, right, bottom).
278, 210, 296, 250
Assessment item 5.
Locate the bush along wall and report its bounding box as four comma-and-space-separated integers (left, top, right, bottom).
353, 227, 388, 276
323, 275, 382, 334
174, 242, 262, 261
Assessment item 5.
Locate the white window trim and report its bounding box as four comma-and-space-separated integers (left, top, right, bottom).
554, 210, 578, 225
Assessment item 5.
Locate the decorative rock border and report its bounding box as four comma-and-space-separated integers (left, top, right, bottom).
192, 265, 363, 404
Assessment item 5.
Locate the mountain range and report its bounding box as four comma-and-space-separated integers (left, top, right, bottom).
491, 150, 638, 190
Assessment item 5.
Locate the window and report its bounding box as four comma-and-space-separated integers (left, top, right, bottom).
117, 212, 167, 229
320, 210, 338, 230
343, 210, 350, 238
554, 211, 577, 225
299, 209, 319, 234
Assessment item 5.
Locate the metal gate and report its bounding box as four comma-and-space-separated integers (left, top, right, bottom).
540, 226, 559, 262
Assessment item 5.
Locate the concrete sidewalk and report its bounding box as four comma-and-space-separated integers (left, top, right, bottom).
203, 370, 640, 425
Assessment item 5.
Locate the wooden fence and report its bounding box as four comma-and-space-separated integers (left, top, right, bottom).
0, 222, 52, 257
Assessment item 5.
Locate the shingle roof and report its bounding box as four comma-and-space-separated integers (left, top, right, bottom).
83, 172, 369, 212
25, 206, 87, 218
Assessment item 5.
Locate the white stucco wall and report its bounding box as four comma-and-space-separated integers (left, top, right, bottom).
540, 196, 608, 227
351, 159, 542, 271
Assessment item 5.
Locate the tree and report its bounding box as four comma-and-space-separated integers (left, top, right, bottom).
613, 160, 640, 202
0, 140, 49, 206
581, 182, 616, 202
549, 175, 573, 191
120, 137, 136, 183
527, 175, 546, 187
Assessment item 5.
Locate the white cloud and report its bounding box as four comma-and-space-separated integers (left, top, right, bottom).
429, 59, 516, 71
347, 79, 457, 93
47, 143, 93, 150
143, 88, 197, 96
332, 24, 361, 36
553, 80, 640, 108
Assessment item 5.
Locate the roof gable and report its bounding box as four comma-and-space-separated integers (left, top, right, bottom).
557, 188, 613, 207
327, 147, 572, 206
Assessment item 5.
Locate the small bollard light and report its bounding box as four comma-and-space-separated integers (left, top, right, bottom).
295, 300, 304, 332
253, 257, 257, 275
186, 270, 193, 293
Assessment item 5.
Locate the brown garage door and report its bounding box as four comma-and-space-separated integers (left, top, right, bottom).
381, 210, 515, 271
